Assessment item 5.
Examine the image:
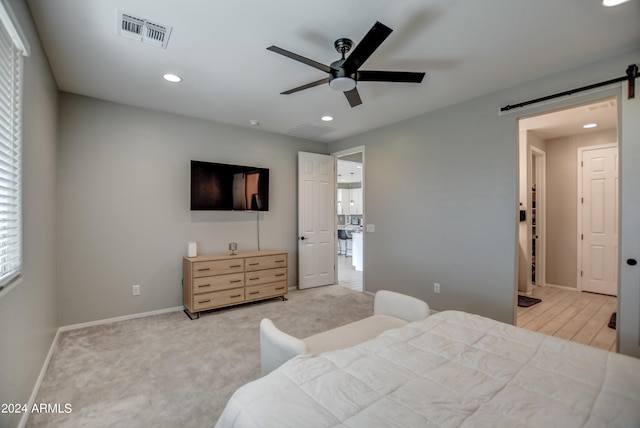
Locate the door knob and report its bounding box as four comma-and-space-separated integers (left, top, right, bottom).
299, 236, 306, 241
627, 258, 638, 266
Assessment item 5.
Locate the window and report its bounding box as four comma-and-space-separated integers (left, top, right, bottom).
0, 2, 29, 293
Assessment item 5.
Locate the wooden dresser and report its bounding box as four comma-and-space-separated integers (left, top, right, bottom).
183, 250, 288, 319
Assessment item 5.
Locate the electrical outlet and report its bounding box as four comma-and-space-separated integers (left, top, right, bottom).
132, 284, 140, 296
434, 283, 440, 294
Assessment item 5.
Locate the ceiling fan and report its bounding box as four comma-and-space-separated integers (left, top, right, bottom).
267, 21, 426, 108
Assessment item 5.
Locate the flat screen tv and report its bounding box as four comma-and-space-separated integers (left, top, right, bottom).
190, 160, 269, 211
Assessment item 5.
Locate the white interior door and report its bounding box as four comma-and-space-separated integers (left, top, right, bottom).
298, 152, 335, 289
580, 145, 618, 296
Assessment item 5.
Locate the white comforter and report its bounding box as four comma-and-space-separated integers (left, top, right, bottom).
216, 311, 640, 427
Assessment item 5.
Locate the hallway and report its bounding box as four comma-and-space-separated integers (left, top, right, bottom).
337, 254, 362, 292
517, 286, 617, 352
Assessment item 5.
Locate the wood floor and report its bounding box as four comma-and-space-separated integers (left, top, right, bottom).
517, 285, 618, 352
337, 254, 363, 292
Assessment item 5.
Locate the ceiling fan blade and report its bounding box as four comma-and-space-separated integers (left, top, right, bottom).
267, 46, 332, 73
357, 70, 425, 83
281, 78, 329, 95
344, 88, 362, 107
342, 21, 393, 72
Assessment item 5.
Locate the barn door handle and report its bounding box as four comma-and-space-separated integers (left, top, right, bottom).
627, 258, 638, 266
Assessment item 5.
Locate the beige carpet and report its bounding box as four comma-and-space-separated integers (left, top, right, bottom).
27, 285, 374, 427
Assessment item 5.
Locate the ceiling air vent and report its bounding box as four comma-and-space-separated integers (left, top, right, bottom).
586, 100, 616, 112
287, 123, 334, 139
117, 10, 172, 49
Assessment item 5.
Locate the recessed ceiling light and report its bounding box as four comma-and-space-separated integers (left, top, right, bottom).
249, 120, 260, 126
602, 0, 631, 6
163, 73, 182, 83
321, 115, 334, 122
583, 123, 598, 129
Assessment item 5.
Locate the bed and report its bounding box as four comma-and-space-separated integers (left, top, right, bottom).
216, 310, 640, 427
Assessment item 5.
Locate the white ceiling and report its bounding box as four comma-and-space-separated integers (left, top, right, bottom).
26, 0, 640, 143
521, 97, 618, 139
337, 160, 362, 184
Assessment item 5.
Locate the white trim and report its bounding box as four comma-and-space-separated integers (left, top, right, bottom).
58, 306, 184, 331
331, 146, 365, 288
0, 275, 21, 299
59, 306, 184, 332
0, 0, 30, 56
542, 282, 582, 292
531, 146, 546, 291
17, 329, 60, 428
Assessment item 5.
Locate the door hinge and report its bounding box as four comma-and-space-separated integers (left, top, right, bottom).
581, 234, 584, 240
581, 197, 584, 204
581, 161, 584, 167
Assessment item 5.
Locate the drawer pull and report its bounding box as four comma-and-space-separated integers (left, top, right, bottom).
230, 280, 242, 283
230, 294, 242, 298
197, 268, 211, 272
198, 299, 211, 304
276, 287, 285, 291
275, 273, 285, 277
275, 259, 285, 263
248, 262, 259, 266
249, 277, 259, 281
249, 291, 259, 295
230, 264, 242, 268
198, 284, 211, 288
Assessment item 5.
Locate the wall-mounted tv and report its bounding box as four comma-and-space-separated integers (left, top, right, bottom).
190, 160, 269, 211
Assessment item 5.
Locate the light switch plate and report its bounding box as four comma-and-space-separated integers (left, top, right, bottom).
366, 224, 375, 232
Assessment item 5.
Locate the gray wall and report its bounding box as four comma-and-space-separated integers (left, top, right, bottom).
57, 93, 326, 326
328, 50, 640, 332
330, 95, 517, 322
0, 1, 59, 427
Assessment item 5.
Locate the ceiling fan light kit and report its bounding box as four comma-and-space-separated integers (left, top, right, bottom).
329, 77, 356, 92
267, 21, 425, 107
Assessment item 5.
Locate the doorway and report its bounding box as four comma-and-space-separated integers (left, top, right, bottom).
530, 146, 545, 292
516, 97, 619, 349
333, 146, 364, 292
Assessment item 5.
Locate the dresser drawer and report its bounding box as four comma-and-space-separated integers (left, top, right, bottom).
193, 273, 244, 294
244, 254, 287, 272
245, 267, 287, 286
245, 281, 288, 302
192, 288, 245, 311
192, 259, 244, 278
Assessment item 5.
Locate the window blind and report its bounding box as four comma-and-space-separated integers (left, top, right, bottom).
0, 9, 23, 289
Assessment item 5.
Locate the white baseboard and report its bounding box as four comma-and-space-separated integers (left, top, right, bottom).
18, 329, 61, 428
18, 305, 184, 427
58, 306, 184, 332
539, 282, 580, 292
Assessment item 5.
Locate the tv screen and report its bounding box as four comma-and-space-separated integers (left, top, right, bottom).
190, 160, 269, 211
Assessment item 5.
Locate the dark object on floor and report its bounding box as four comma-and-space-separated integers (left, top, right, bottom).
608, 312, 616, 329
518, 295, 542, 308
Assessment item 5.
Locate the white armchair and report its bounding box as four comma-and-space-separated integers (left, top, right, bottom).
373, 290, 430, 322
259, 290, 429, 375
259, 318, 308, 376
